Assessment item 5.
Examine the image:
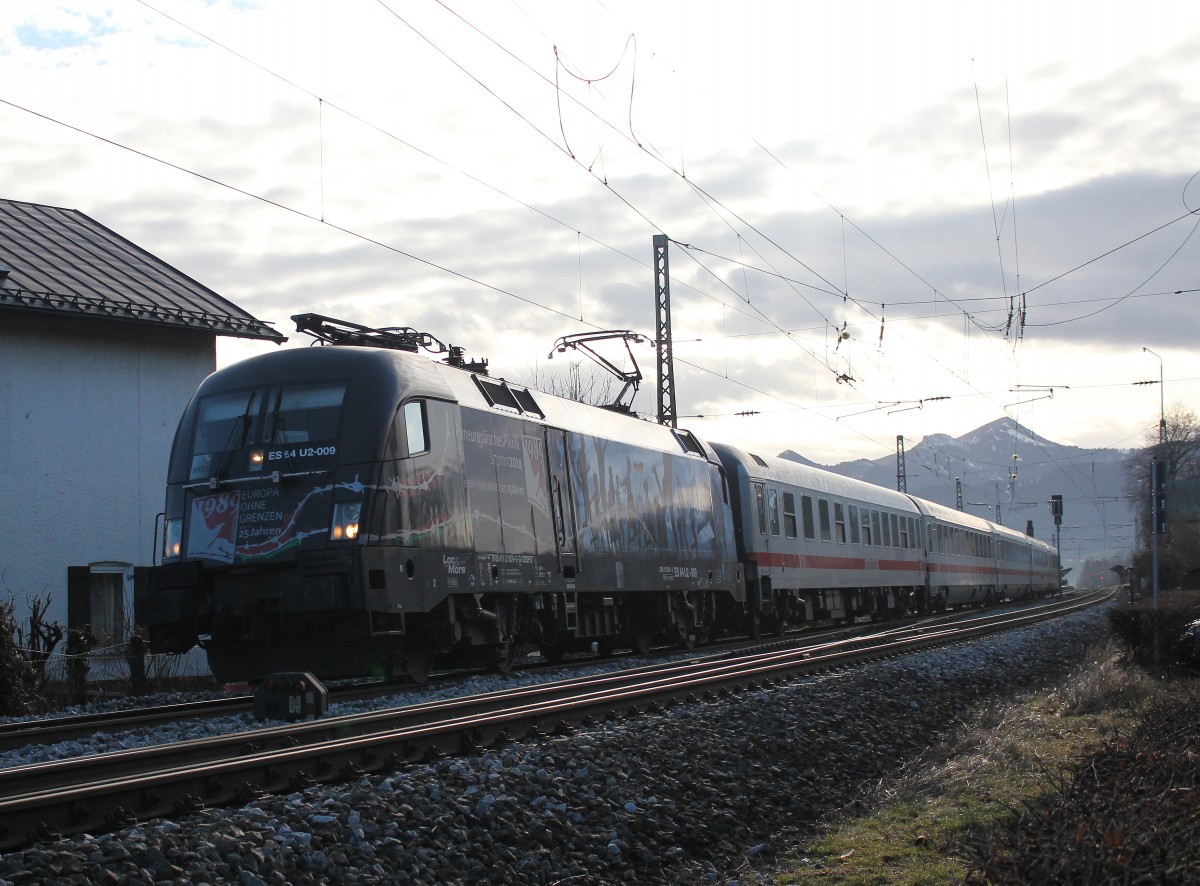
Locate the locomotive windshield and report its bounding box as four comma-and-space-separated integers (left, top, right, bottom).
188, 382, 346, 480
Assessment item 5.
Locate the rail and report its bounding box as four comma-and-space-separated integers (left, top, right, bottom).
0, 590, 1109, 850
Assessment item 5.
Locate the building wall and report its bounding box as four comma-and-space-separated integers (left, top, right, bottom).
0, 312, 215, 640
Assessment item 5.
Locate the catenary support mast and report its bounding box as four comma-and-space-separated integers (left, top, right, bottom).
653, 234, 677, 428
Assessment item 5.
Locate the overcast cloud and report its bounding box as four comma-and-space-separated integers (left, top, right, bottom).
2, 0, 1198, 470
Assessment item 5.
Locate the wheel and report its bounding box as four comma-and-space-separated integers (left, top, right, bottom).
494, 641, 518, 675
204, 648, 256, 687
630, 623, 654, 656
677, 626, 696, 651
404, 647, 433, 684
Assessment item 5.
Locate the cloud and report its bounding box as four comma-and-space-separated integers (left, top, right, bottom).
2, 0, 1199, 467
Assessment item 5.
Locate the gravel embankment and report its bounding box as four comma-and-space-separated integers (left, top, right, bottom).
0, 606, 1111, 885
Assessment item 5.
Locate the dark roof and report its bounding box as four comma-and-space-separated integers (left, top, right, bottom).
0, 199, 285, 342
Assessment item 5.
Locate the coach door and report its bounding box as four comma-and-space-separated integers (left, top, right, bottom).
753, 482, 770, 551
545, 429, 579, 576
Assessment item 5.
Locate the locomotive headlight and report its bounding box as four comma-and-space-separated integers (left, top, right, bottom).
163, 518, 183, 562
331, 501, 363, 541
249, 450, 265, 470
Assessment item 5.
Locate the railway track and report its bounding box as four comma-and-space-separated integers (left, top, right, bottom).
0, 595, 1045, 755
0, 590, 1108, 851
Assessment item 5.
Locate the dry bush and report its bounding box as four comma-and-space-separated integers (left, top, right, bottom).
966, 684, 1200, 884
0, 597, 42, 716
1052, 642, 1157, 716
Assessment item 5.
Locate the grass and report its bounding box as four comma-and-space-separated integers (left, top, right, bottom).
770, 643, 1159, 885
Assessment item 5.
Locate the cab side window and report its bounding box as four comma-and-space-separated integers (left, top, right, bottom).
403, 400, 428, 456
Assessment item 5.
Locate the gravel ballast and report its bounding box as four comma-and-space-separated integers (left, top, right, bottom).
0, 606, 1111, 885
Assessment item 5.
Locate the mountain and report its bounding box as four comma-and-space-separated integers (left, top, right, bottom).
779, 417, 1134, 577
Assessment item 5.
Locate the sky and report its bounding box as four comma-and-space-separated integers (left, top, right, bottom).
3, 0, 1199, 480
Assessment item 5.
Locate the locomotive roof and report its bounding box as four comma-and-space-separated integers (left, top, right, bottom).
710, 443, 921, 513
432, 356, 713, 458
209, 345, 718, 460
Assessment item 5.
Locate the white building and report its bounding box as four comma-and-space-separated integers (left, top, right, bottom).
0, 198, 283, 660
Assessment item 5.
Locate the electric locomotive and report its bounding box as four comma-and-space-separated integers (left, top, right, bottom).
137, 319, 742, 683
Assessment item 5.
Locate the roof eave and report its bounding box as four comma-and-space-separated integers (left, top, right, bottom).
0, 288, 286, 343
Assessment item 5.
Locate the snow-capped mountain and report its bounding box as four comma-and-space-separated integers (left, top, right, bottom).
779, 417, 1133, 568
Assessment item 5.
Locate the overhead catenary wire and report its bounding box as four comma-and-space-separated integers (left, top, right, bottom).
147, 0, 1200, 427
18, 5, 1200, 470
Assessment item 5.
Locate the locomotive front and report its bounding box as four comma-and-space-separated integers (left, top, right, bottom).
137, 346, 446, 682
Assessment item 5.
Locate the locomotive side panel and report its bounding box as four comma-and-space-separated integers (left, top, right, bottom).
567, 434, 732, 590
458, 407, 560, 589
368, 396, 472, 616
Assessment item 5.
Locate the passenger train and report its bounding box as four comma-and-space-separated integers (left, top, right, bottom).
137, 318, 1059, 683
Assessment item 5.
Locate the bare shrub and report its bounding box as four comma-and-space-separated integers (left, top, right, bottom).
0, 597, 41, 716
1052, 642, 1156, 716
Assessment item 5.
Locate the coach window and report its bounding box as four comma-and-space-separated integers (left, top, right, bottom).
899, 517, 909, 549
403, 401, 429, 456
754, 483, 767, 535
801, 495, 815, 540
890, 514, 900, 549
849, 505, 861, 544
833, 502, 847, 543
871, 511, 882, 547
860, 509, 871, 545
818, 499, 832, 542
783, 492, 798, 539
769, 488, 781, 536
